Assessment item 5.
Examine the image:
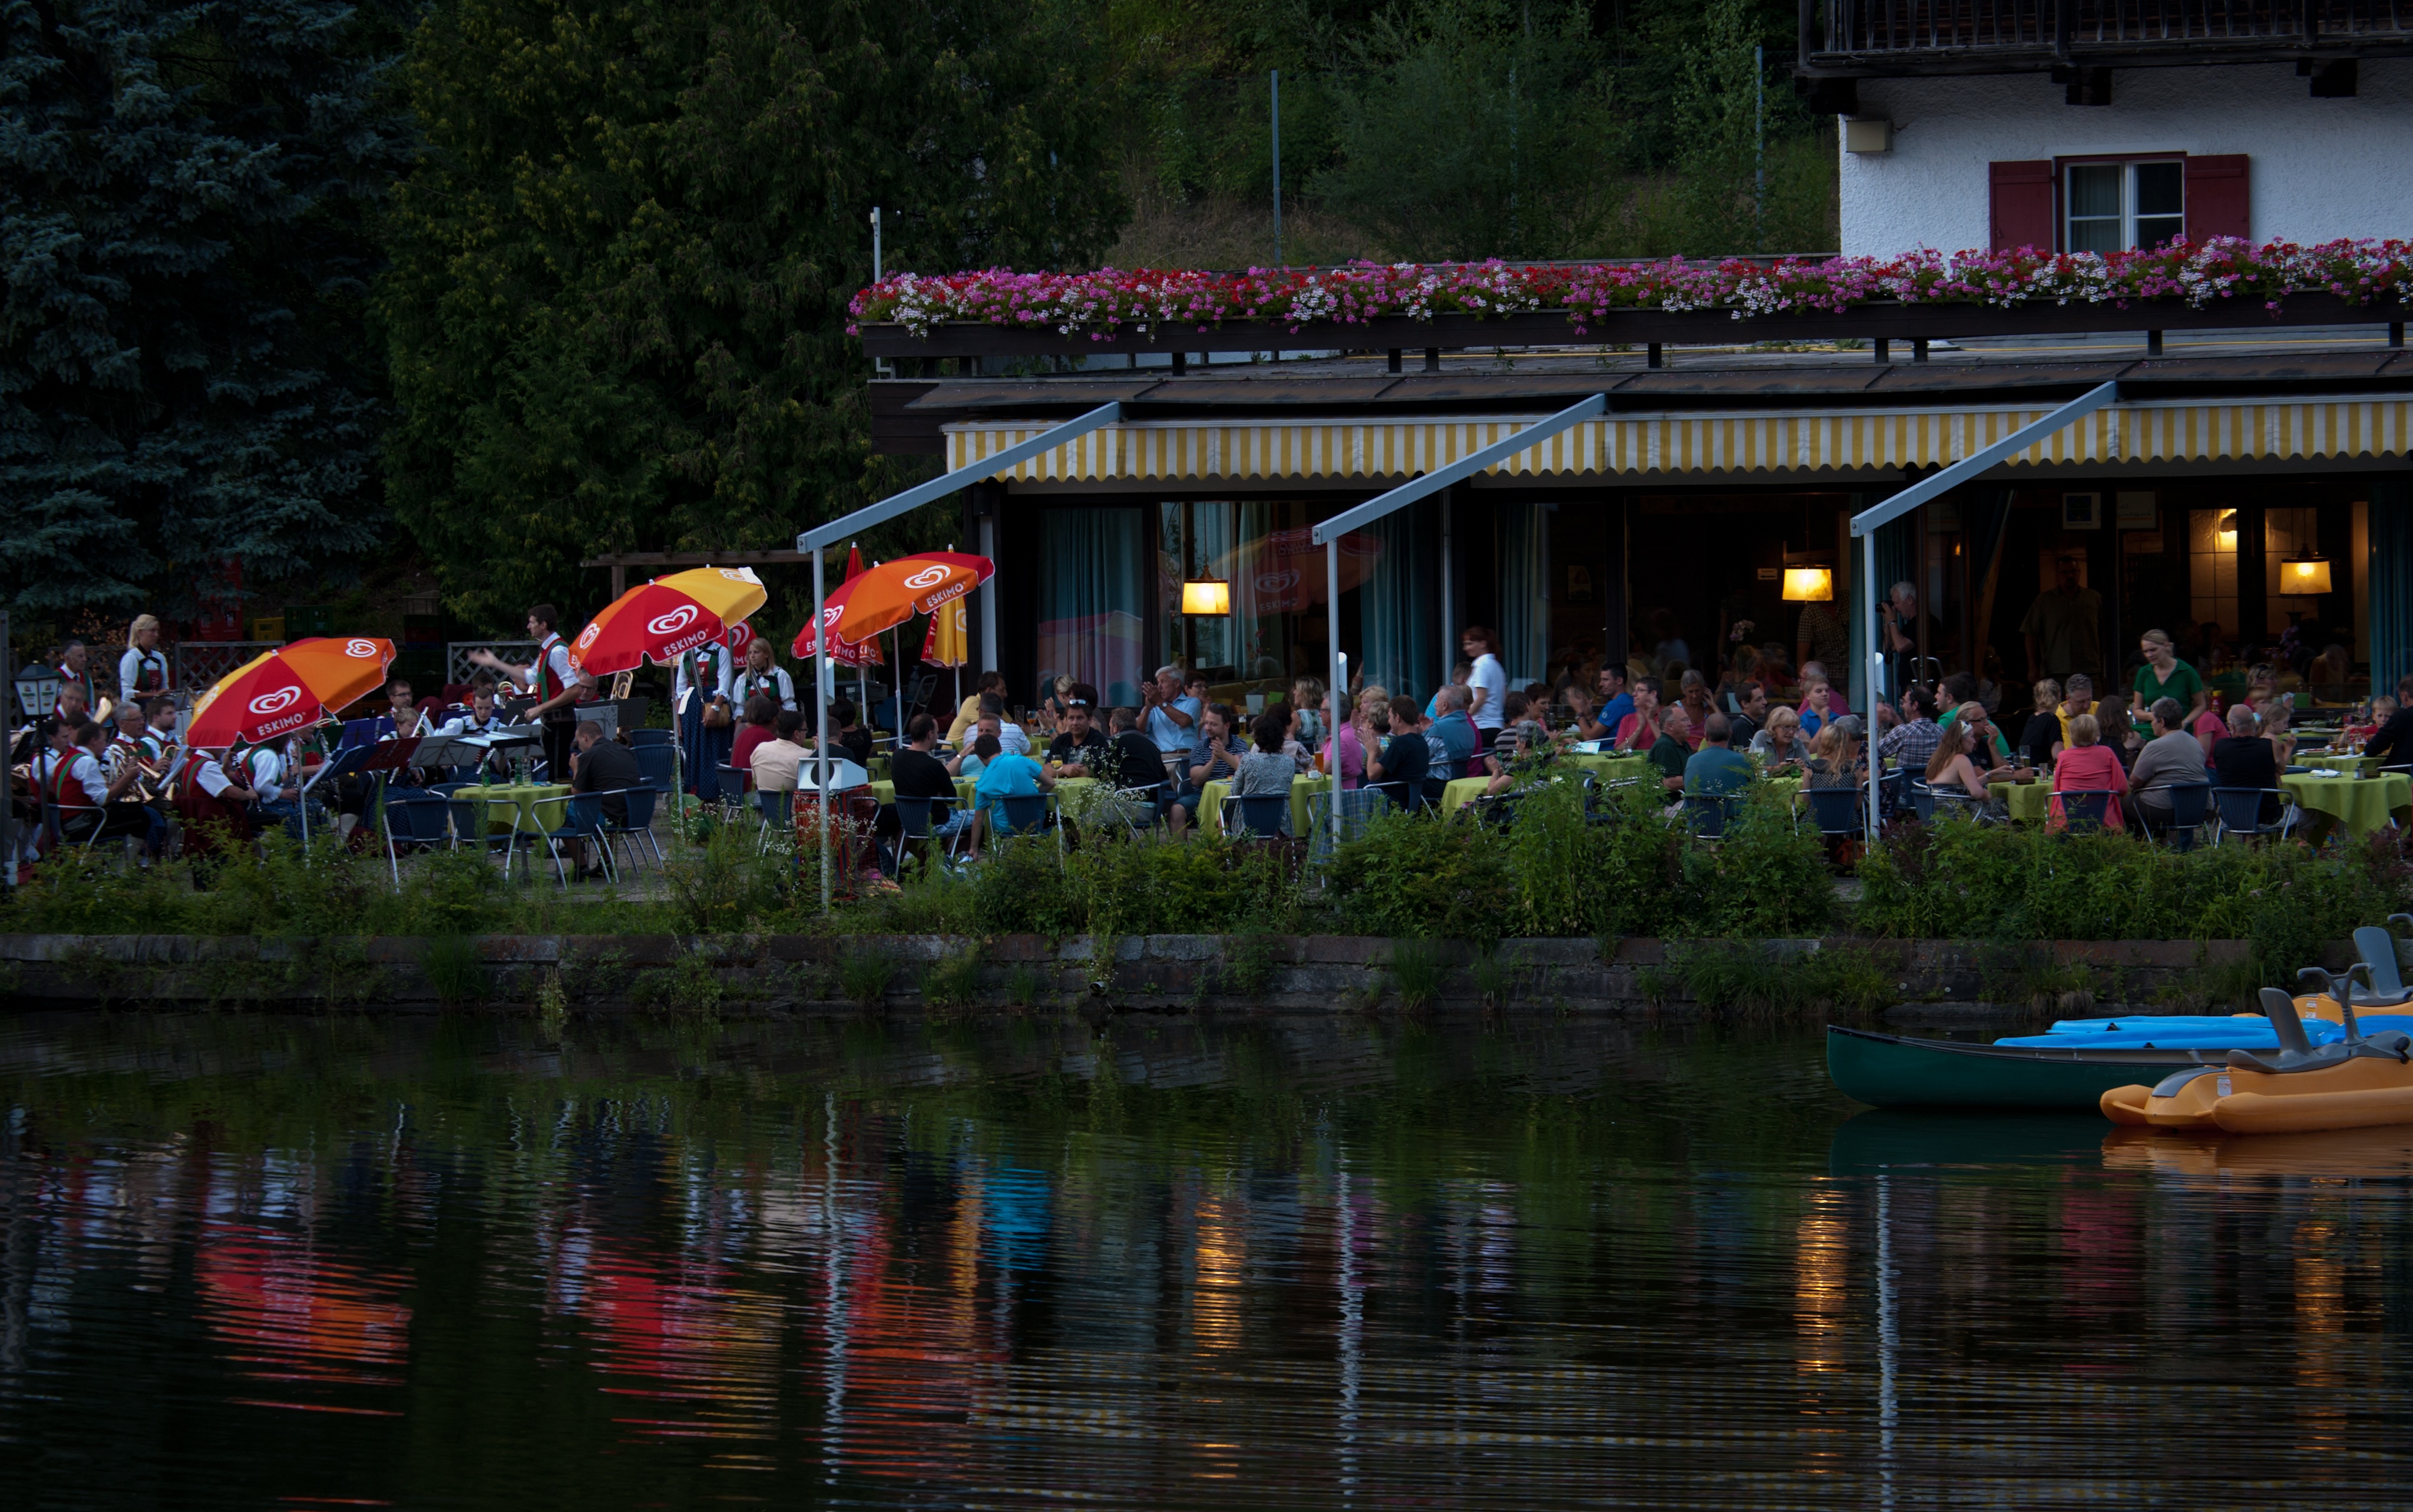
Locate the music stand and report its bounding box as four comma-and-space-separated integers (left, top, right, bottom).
298, 743, 377, 848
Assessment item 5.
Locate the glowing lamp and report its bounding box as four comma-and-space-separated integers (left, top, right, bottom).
2282, 554, 2333, 594
1782, 566, 1834, 602
2216, 509, 2239, 551
1181, 579, 1231, 616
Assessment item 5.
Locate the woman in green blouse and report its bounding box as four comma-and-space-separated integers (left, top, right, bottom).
2130, 627, 2208, 736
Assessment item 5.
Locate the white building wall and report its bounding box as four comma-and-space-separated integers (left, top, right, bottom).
1839, 61, 2413, 256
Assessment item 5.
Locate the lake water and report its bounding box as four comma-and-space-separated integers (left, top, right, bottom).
5, 1009, 2412, 1507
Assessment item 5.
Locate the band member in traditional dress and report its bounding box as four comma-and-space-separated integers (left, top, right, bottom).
674, 636, 735, 800
469, 605, 591, 783
118, 616, 170, 705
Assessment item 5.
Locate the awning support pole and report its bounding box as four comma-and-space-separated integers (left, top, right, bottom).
815, 545, 830, 912
1327, 538, 1343, 854
1849, 379, 2122, 843
796, 402, 1122, 554
1310, 394, 1607, 546
1865, 530, 1881, 843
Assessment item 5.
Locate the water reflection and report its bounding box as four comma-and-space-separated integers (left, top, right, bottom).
4, 1013, 2413, 1506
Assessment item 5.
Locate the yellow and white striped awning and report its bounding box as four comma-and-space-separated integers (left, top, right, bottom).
944, 395, 2413, 482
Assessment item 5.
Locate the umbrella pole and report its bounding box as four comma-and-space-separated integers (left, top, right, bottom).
815, 547, 830, 912
892, 627, 903, 753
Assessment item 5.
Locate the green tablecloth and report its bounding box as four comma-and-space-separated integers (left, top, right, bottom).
1986, 780, 2052, 823
2297, 753, 2378, 775
868, 777, 979, 810
1441, 776, 1491, 814
2280, 772, 2412, 838
1570, 750, 1653, 783
1199, 773, 1330, 835
465, 783, 570, 835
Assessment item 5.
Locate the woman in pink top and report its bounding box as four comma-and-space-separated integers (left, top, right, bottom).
2049, 712, 2126, 832
1613, 678, 1662, 752
2192, 694, 2227, 763
1330, 687, 1382, 789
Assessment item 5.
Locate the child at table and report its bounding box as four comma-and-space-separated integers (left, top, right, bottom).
2349, 697, 2392, 750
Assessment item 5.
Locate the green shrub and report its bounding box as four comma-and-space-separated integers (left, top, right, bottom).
1856, 822, 2413, 982
1384, 937, 1445, 1010
1648, 940, 1897, 1016
968, 837, 1083, 935
1222, 931, 1284, 997
1323, 808, 1517, 944
660, 825, 787, 934
418, 935, 487, 1004
923, 947, 983, 1007
1076, 832, 1294, 937
838, 942, 897, 1006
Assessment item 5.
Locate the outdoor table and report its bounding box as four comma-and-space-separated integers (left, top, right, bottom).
467, 782, 571, 837
2296, 753, 2377, 775
1570, 751, 1654, 790
1761, 775, 1803, 806
1441, 776, 1492, 815
1199, 772, 1331, 836
2279, 771, 2412, 841
1987, 779, 2052, 823
868, 777, 978, 810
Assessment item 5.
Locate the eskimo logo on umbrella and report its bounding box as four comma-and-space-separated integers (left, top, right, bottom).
576, 623, 600, 651
903, 565, 951, 592
647, 606, 700, 637
345, 638, 380, 659
249, 687, 303, 716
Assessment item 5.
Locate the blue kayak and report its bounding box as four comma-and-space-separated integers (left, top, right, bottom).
1995, 1014, 2413, 1051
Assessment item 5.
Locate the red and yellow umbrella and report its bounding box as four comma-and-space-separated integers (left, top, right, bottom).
828, 552, 994, 647
568, 567, 767, 674
185, 637, 395, 747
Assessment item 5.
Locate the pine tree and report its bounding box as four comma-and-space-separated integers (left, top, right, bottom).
380, 0, 1126, 630
0, 0, 415, 622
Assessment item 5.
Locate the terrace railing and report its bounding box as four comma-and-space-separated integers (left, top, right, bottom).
1805, 0, 2413, 62
173, 641, 282, 692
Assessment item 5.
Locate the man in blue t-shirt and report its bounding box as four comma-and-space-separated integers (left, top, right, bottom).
1684, 713, 1756, 797
973, 744, 1054, 854
1595, 664, 1635, 736
1425, 686, 1477, 777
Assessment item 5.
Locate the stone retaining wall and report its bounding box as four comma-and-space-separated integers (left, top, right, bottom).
0, 932, 2271, 1016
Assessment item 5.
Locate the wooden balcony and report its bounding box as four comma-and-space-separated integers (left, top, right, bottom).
1799, 0, 2413, 80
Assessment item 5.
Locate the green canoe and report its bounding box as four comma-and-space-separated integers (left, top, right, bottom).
1826, 1025, 2206, 1110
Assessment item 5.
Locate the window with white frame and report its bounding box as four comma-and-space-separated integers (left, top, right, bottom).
2065, 160, 2184, 254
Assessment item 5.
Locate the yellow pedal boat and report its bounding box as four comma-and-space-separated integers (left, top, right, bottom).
2102, 985, 2413, 1134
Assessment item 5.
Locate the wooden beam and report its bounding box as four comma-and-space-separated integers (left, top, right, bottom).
579, 550, 818, 569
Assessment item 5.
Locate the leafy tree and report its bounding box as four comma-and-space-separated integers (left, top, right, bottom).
0, 0, 414, 622
381, 0, 1126, 631
1309, 0, 1623, 260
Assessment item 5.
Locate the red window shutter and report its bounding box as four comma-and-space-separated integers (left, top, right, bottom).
1989, 161, 2055, 252
2185, 154, 2250, 243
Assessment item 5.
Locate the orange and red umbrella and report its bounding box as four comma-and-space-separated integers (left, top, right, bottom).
568, 567, 768, 674
791, 548, 884, 666
828, 552, 994, 647
185, 637, 395, 747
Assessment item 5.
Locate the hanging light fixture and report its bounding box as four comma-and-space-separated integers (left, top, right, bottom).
2216, 509, 2239, 551
2280, 551, 2333, 594
1181, 577, 1231, 616
1782, 565, 1834, 602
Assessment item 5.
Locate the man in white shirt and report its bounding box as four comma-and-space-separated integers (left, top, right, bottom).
138, 697, 180, 766
1463, 626, 1508, 750
1142, 664, 1199, 779
749, 710, 811, 792
469, 604, 591, 783
435, 686, 512, 781
246, 739, 316, 839
39, 719, 156, 853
